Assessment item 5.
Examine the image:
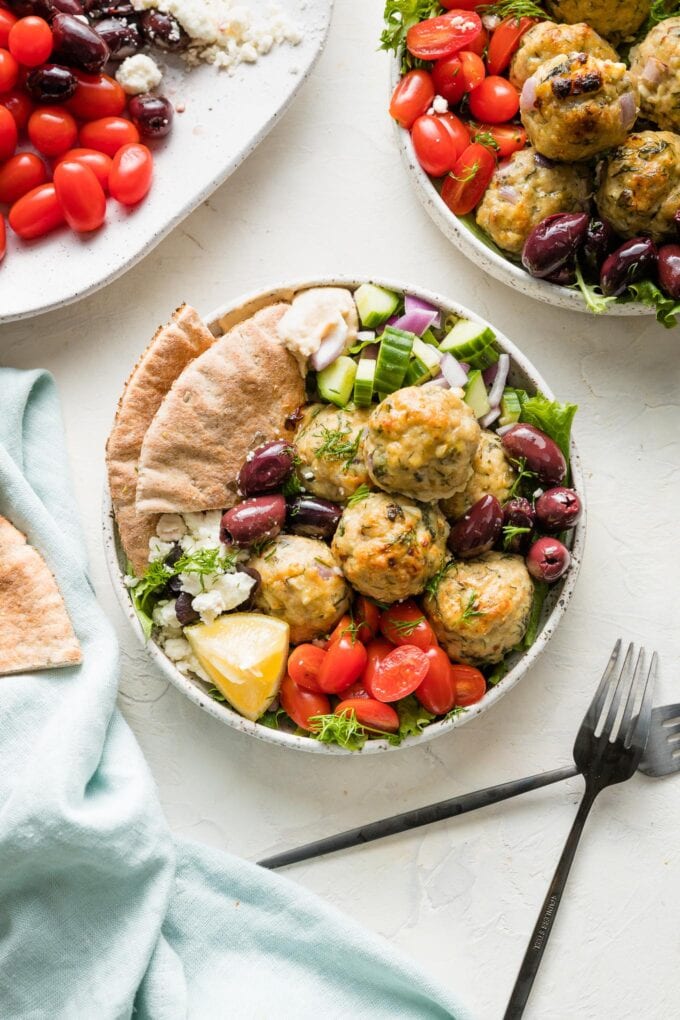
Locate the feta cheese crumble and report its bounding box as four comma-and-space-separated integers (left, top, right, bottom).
116, 54, 163, 95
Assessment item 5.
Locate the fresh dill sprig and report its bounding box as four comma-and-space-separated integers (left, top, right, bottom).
174, 546, 238, 576
347, 483, 371, 507
314, 425, 362, 469
480, 0, 550, 20
502, 524, 531, 550
310, 709, 396, 751
389, 614, 426, 637
282, 472, 304, 498
461, 590, 484, 622
508, 456, 539, 498
424, 560, 453, 599
445, 705, 468, 720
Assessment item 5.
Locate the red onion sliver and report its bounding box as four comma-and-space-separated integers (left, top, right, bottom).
487, 353, 510, 409
361, 343, 379, 361
441, 353, 468, 388
483, 362, 499, 386
404, 293, 442, 329
496, 423, 514, 436
499, 185, 520, 205
619, 91, 637, 131
392, 308, 439, 336
310, 334, 348, 371
520, 76, 537, 113
423, 375, 451, 389
480, 407, 501, 428
642, 57, 663, 85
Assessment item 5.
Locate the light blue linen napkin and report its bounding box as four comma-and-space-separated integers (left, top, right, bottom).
0, 368, 468, 1020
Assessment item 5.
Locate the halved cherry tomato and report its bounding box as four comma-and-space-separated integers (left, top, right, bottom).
407, 11, 482, 61
53, 161, 106, 232
438, 112, 471, 161
0, 151, 47, 204
335, 698, 399, 733
0, 214, 5, 261
468, 75, 520, 123
1, 89, 33, 131
28, 106, 77, 157
279, 675, 330, 731
441, 142, 496, 215
431, 55, 465, 106
55, 147, 112, 192
371, 645, 430, 703
8, 16, 53, 68
287, 643, 326, 692
459, 50, 485, 92
361, 636, 393, 698
486, 16, 538, 76
0, 48, 19, 93
379, 600, 435, 650
466, 24, 488, 57
471, 122, 526, 158
328, 613, 354, 645
0, 103, 17, 160
318, 633, 368, 695
79, 116, 139, 157
67, 71, 126, 121
389, 68, 434, 130
354, 596, 380, 642
411, 113, 458, 177
9, 182, 64, 239
415, 646, 457, 715
343, 679, 370, 699
0, 10, 17, 49
109, 142, 152, 205
452, 664, 487, 706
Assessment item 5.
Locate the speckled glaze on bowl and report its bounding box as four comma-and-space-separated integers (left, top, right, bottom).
389, 57, 652, 318
103, 276, 586, 754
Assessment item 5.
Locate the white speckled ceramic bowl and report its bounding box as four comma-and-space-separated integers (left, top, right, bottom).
389, 58, 652, 318
103, 276, 586, 753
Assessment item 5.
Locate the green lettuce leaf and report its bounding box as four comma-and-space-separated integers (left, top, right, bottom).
396, 695, 435, 741
627, 279, 680, 329
380, 0, 443, 54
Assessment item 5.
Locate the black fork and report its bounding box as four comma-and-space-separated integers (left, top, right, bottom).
504, 641, 657, 1019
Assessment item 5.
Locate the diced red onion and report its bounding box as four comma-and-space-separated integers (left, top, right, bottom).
423, 375, 450, 389
496, 423, 514, 436
386, 314, 399, 326
487, 353, 510, 409
459, 363, 470, 373
619, 91, 637, 131
357, 330, 376, 341
405, 293, 442, 329
310, 334, 348, 371
499, 185, 520, 204
316, 564, 336, 580
392, 308, 439, 336
441, 353, 468, 388
361, 343, 379, 361
483, 363, 499, 386
642, 57, 664, 85
534, 152, 555, 169
480, 407, 501, 428
520, 76, 537, 113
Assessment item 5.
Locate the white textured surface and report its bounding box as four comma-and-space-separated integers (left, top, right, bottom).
2, 2, 679, 1017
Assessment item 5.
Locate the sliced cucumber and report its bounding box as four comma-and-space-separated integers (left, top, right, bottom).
412, 337, 442, 376
353, 355, 376, 406
317, 356, 357, 407
374, 327, 415, 394
499, 388, 522, 426
405, 359, 430, 386
439, 319, 499, 370
464, 369, 491, 419
354, 283, 400, 329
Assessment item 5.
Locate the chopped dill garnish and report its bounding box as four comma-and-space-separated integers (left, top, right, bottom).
424, 561, 453, 598
314, 424, 362, 469
502, 524, 531, 550
389, 615, 426, 637
461, 590, 484, 622
508, 456, 539, 498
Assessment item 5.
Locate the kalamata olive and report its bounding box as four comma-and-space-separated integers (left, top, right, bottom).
52, 0, 86, 13
52, 12, 110, 73
582, 218, 619, 279
657, 244, 680, 300
526, 536, 571, 583
127, 93, 174, 138
448, 494, 503, 559
237, 440, 295, 497
85, 1, 135, 14
94, 17, 142, 59
502, 497, 536, 553
140, 9, 189, 51
174, 591, 199, 626
26, 64, 78, 103
546, 262, 576, 286
535, 487, 582, 532
600, 237, 658, 297
501, 423, 567, 487
675, 210, 680, 243
286, 495, 342, 539
221, 494, 286, 547
522, 213, 590, 279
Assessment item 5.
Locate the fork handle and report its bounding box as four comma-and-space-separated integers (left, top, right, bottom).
503, 785, 598, 1020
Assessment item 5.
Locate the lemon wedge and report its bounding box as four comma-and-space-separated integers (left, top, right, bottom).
185, 613, 289, 721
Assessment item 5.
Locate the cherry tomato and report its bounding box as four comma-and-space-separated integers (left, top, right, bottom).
318, 634, 368, 695
9, 182, 64, 239
361, 637, 394, 698
459, 50, 485, 92
53, 160, 106, 232
354, 596, 380, 642
0, 103, 17, 160
441, 0, 485, 7
466, 24, 488, 57
67, 71, 126, 121
55, 147, 111, 192
79, 116, 139, 158
0, 10, 17, 49
415, 646, 457, 715
335, 698, 400, 733
486, 16, 538, 76
411, 113, 458, 177
389, 68, 434, 130
287, 643, 326, 693
279, 675, 330, 732
431, 55, 465, 106
407, 11, 483, 61
379, 601, 436, 650
370, 645, 430, 703
438, 112, 471, 160
328, 613, 354, 645
452, 664, 487, 706
109, 142, 152, 205
472, 122, 526, 158
0, 151, 47, 204
8, 17, 53, 67
28, 106, 77, 157
1, 89, 33, 131
0, 213, 5, 261
0, 48, 19, 93
441, 142, 496, 215
469, 76, 520, 123
343, 679, 370, 699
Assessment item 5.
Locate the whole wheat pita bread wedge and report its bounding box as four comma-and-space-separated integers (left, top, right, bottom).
0, 516, 82, 675
106, 304, 215, 575
135, 303, 306, 515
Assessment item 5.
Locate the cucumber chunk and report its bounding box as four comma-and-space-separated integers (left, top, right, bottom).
439, 319, 499, 370
354, 284, 400, 329
412, 337, 442, 376
374, 327, 415, 394
464, 369, 491, 419
317, 356, 357, 407
499, 388, 521, 426
353, 355, 377, 406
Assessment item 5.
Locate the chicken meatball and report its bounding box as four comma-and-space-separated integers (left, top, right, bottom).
423, 552, 534, 666
249, 535, 350, 644
294, 404, 371, 502
363, 387, 480, 503
510, 21, 617, 89
331, 492, 449, 603
545, 0, 650, 44
521, 52, 638, 163
440, 431, 517, 521
630, 18, 680, 133
475, 147, 593, 255
596, 130, 680, 241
